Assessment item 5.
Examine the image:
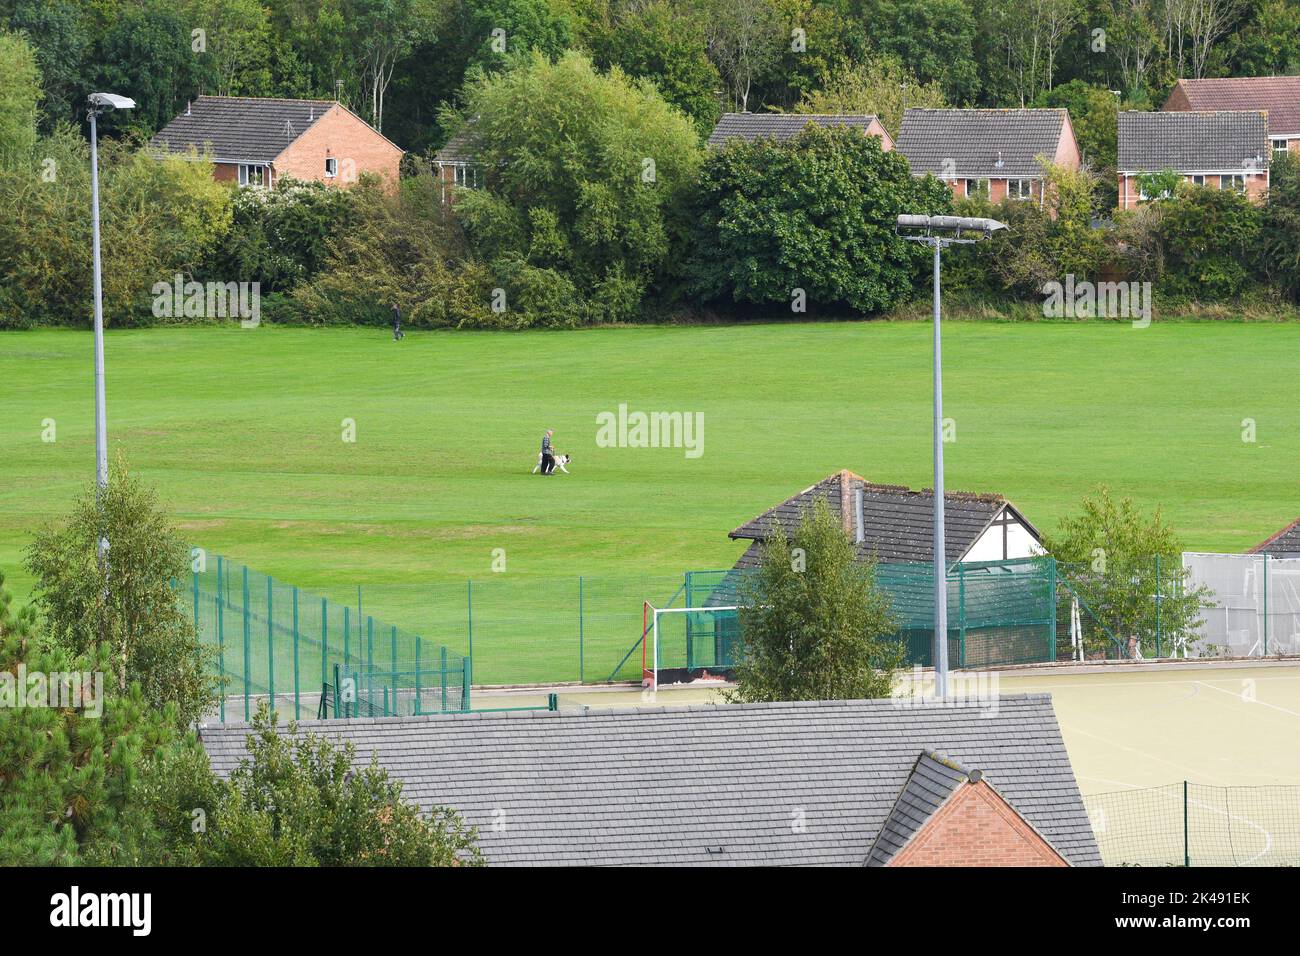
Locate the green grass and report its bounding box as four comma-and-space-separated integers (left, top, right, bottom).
2, 322, 1298, 683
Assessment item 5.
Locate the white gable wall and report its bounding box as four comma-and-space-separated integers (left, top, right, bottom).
961, 513, 1044, 563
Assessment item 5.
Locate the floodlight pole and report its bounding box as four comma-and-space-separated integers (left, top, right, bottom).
930, 239, 949, 699
896, 214, 1007, 699
90, 106, 108, 502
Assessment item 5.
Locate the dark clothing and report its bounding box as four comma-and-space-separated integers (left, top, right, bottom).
392, 305, 403, 340
540, 453, 556, 475
541, 434, 552, 455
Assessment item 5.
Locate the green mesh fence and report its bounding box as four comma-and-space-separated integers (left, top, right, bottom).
185, 555, 469, 722
684, 557, 1058, 672
1085, 782, 1300, 866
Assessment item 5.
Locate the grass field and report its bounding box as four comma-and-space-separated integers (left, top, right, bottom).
3, 322, 1299, 679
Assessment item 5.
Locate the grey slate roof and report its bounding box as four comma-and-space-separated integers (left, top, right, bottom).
866, 750, 969, 866
434, 129, 475, 164
200, 694, 1101, 867
1248, 518, 1300, 556
707, 112, 884, 148
1118, 111, 1269, 173
150, 96, 338, 164
729, 470, 1040, 565
1165, 76, 1300, 136
896, 109, 1068, 178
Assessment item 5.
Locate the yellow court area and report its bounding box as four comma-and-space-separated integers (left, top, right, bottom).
496, 660, 1300, 796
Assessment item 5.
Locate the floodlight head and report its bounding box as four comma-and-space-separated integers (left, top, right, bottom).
896, 214, 1008, 242
88, 92, 136, 113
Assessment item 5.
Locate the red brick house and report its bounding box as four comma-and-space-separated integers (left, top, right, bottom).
895, 108, 1080, 204
150, 96, 403, 189
1117, 110, 1269, 209
868, 752, 1070, 867
434, 128, 478, 203
1163, 76, 1300, 157
706, 112, 894, 150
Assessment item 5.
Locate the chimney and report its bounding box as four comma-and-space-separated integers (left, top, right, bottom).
185, 101, 191, 117
855, 487, 864, 544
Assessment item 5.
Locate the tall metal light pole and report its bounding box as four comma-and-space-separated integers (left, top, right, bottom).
896, 214, 1006, 697
86, 93, 134, 565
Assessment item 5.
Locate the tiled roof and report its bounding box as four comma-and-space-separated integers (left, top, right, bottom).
1247, 518, 1300, 556
1118, 110, 1269, 172
200, 694, 1101, 867
865, 751, 969, 866
1166, 76, 1300, 135
895, 109, 1067, 178
707, 112, 884, 148
150, 96, 338, 164
434, 129, 475, 163
729, 470, 1038, 564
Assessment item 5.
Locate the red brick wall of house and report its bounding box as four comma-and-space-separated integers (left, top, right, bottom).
213, 162, 238, 183
887, 782, 1069, 867
1117, 172, 1269, 209
866, 117, 895, 152
274, 104, 402, 189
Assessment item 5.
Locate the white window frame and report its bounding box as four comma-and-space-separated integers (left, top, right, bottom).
238, 164, 267, 188
324, 157, 338, 178
962, 178, 989, 198
1224, 173, 1247, 194
1190, 174, 1207, 187
1008, 178, 1034, 200
1272, 138, 1289, 156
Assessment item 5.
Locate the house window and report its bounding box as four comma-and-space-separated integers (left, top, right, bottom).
238, 164, 266, 188
1008, 178, 1034, 200
962, 178, 989, 198
1190, 175, 1207, 186
324, 157, 338, 178
1225, 173, 1247, 193
453, 164, 477, 188
1273, 138, 1289, 155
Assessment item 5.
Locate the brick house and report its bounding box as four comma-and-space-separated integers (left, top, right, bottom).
1117, 111, 1269, 209
895, 108, 1080, 203
433, 128, 479, 203
150, 96, 403, 189
1163, 76, 1300, 156
707, 112, 894, 150
201, 694, 1101, 866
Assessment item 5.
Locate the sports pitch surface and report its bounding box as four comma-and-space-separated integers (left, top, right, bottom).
509, 661, 1300, 794
3, 322, 1300, 618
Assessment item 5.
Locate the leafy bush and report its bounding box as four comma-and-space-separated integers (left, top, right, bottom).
448, 49, 703, 327
1154, 182, 1262, 300
688, 123, 950, 313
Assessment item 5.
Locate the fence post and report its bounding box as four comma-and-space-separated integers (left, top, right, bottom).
958, 564, 966, 668
343, 605, 350, 668
217, 556, 225, 723
192, 569, 199, 633
440, 646, 448, 713
293, 586, 300, 720
415, 636, 422, 715
578, 576, 585, 683
461, 656, 470, 711
1047, 559, 1057, 662
267, 575, 274, 714
1263, 553, 1270, 655
467, 580, 473, 668
242, 565, 251, 721
367, 616, 374, 708
321, 597, 328, 690
391, 625, 398, 714
1155, 555, 1162, 658
1183, 780, 1190, 867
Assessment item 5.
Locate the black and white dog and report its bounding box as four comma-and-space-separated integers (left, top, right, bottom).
531, 452, 571, 475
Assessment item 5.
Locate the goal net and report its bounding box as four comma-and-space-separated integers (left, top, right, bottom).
642, 603, 741, 689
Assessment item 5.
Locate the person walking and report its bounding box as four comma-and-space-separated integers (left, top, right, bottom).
391, 303, 404, 341
540, 429, 556, 476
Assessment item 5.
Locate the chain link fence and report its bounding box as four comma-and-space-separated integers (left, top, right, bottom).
1086, 782, 1300, 866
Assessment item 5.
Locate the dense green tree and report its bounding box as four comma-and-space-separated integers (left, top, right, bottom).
93, 0, 207, 135
797, 54, 946, 137
450, 49, 702, 325
0, 28, 40, 158
1033, 80, 1118, 171
592, 1, 723, 136
1048, 487, 1211, 658
147, 705, 482, 866
728, 498, 901, 704
861, 0, 979, 104
8, 1, 88, 130
1228, 0, 1300, 76
1155, 180, 1262, 299
1257, 152, 1300, 303
25, 456, 217, 728
688, 123, 951, 313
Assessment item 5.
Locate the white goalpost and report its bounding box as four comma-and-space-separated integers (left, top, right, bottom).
642, 602, 741, 690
